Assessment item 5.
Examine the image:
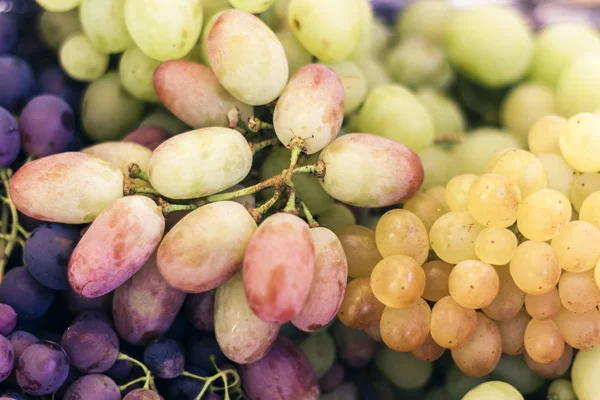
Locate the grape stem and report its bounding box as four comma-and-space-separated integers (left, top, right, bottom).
248, 187, 282, 222
247, 116, 274, 133
128, 164, 152, 185
117, 353, 156, 391
283, 188, 297, 215
118, 376, 147, 392
250, 138, 279, 155
180, 355, 243, 400
301, 201, 319, 228
0, 169, 19, 282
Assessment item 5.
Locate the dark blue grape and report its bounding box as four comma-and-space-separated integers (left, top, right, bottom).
0, 304, 17, 336
105, 359, 132, 384
0, 267, 55, 320
0, 13, 18, 55
0, 106, 19, 168
144, 338, 185, 379
0, 56, 36, 112
61, 318, 119, 373
0, 335, 14, 382
62, 374, 120, 400
123, 388, 164, 400
65, 289, 112, 315
186, 335, 227, 374
37, 66, 81, 110
7, 331, 38, 360
19, 95, 74, 157
165, 312, 188, 342
16, 341, 70, 395
184, 290, 215, 332
167, 364, 206, 400
72, 310, 112, 325
24, 223, 80, 290
66, 133, 85, 151
371, 0, 406, 24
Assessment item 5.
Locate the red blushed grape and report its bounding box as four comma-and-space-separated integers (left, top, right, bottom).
122, 125, 170, 151
16, 341, 69, 396
243, 213, 315, 324
61, 318, 119, 373
68, 195, 165, 298
62, 374, 120, 400
0, 106, 19, 168
143, 338, 185, 379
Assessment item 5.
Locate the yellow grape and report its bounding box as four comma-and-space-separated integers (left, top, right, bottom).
553, 307, 600, 350
429, 211, 484, 264
528, 115, 566, 155
524, 319, 565, 364
451, 313, 502, 377
375, 209, 429, 264
498, 308, 530, 355
488, 149, 547, 198
517, 189, 571, 241
411, 334, 445, 362
425, 186, 449, 209
551, 220, 600, 272
430, 296, 477, 349
558, 270, 600, 313
525, 345, 573, 379
230, 0, 274, 13
421, 260, 452, 302
380, 298, 431, 352
448, 260, 499, 309
572, 343, 600, 400
445, 174, 477, 212
370, 255, 425, 309
336, 225, 382, 278
337, 277, 385, 329
580, 190, 600, 230
81, 142, 152, 181
402, 193, 447, 232
483, 265, 525, 322
559, 113, 600, 172
475, 227, 518, 266
596, 258, 600, 291
462, 381, 524, 400
80, 0, 134, 54
468, 173, 521, 228
510, 241, 561, 295
570, 173, 600, 212
525, 288, 561, 320
365, 325, 381, 342
537, 153, 576, 197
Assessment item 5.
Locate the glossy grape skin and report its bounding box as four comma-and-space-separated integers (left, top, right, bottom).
113, 253, 186, 346
82, 142, 152, 178
525, 345, 572, 380
0, 335, 14, 383
553, 307, 600, 350
9, 152, 124, 224
239, 336, 319, 400
124, 389, 163, 399
23, 223, 80, 291
380, 298, 431, 352
370, 255, 425, 308
122, 126, 170, 151
143, 338, 184, 379
319, 133, 424, 208
483, 266, 525, 322
572, 345, 600, 400
403, 192, 447, 232
468, 173, 521, 228
0, 56, 36, 112
153, 60, 253, 129
62, 374, 120, 400
0, 107, 20, 168
158, 201, 256, 293
61, 318, 119, 373
462, 381, 523, 400
184, 290, 215, 332
337, 277, 385, 330
292, 228, 348, 331
16, 341, 69, 396
375, 209, 429, 264
429, 211, 484, 264
510, 241, 561, 296
8, 331, 39, 362
336, 225, 381, 278
430, 296, 477, 349
0, 267, 54, 320
451, 313, 502, 377
0, 304, 16, 337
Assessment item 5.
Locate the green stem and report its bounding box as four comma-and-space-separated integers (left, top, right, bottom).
292, 160, 325, 178
250, 138, 279, 155
181, 370, 209, 381
130, 186, 159, 196
283, 188, 297, 214
301, 202, 319, 228
16, 225, 29, 239
24, 154, 35, 164
118, 353, 155, 391
284, 140, 304, 186
247, 116, 274, 132
118, 376, 147, 392
162, 203, 200, 216
248, 189, 282, 222
128, 163, 152, 185
433, 134, 466, 145
206, 175, 280, 203
0, 170, 18, 281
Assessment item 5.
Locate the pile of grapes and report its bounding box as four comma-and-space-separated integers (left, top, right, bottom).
4, 0, 600, 399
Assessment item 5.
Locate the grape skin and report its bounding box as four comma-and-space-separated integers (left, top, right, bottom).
375, 209, 429, 264
16, 342, 70, 396
79, 0, 134, 54
62, 374, 121, 400
498, 308, 530, 355
525, 344, 572, 379
0, 267, 55, 320
524, 319, 565, 365
336, 225, 381, 278
430, 296, 477, 350
61, 318, 119, 373
337, 277, 385, 330
380, 298, 431, 352
525, 288, 561, 320
510, 241, 561, 295
482, 265, 525, 322
59, 33, 109, 82
451, 313, 502, 377
517, 189, 571, 241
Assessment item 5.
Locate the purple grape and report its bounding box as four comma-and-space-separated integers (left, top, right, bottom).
19, 95, 74, 157
0, 13, 18, 55
62, 374, 120, 400
7, 331, 38, 360
72, 310, 112, 325
184, 290, 215, 332
143, 338, 185, 379
0, 56, 36, 112
0, 304, 17, 336
167, 364, 206, 400
0, 267, 55, 320
105, 359, 132, 384
0, 106, 19, 168
319, 362, 345, 393
123, 389, 164, 400
65, 290, 112, 316
0, 392, 31, 400
334, 324, 375, 368
0, 335, 15, 382
24, 223, 80, 290
186, 335, 227, 374
37, 66, 82, 111
54, 366, 82, 399
16, 341, 70, 395
61, 318, 119, 373
204, 395, 222, 400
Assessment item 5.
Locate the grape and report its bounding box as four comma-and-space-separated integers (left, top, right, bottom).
124, 389, 164, 400
537, 153, 575, 197
395, 0, 449, 43
336, 225, 381, 278
143, 338, 184, 379
530, 22, 600, 88
462, 381, 523, 400
468, 173, 521, 228
149, 128, 252, 199
185, 334, 227, 373
122, 126, 170, 151
444, 174, 476, 212
524, 318, 565, 365
430, 296, 476, 349
66, 290, 112, 316
0, 267, 54, 320
62, 374, 120, 400
333, 323, 374, 368
403, 193, 447, 232
36, 0, 81, 11
158, 201, 256, 292
525, 288, 561, 321
273, 64, 343, 153
8, 331, 39, 362
483, 266, 525, 322
214, 273, 279, 364
38, 9, 81, 51
498, 308, 530, 355
319, 133, 424, 207
528, 115, 565, 155
548, 379, 577, 400
320, 382, 358, 400
184, 290, 215, 332
375, 209, 428, 264
316, 204, 356, 232
292, 227, 348, 331
570, 173, 600, 212
276, 30, 312, 77
500, 82, 555, 139
444, 364, 490, 400
139, 109, 190, 136
553, 307, 600, 350
319, 363, 344, 393
0, 304, 15, 337
370, 255, 425, 308
380, 298, 430, 352
517, 189, 571, 241
230, 0, 274, 13
510, 241, 561, 295
357, 57, 391, 91
0, 107, 20, 168
208, 10, 288, 105
421, 260, 452, 302
416, 88, 465, 138
58, 34, 109, 82
61, 318, 118, 373
37, 66, 82, 112
347, 0, 374, 61
78, 0, 133, 54
337, 277, 385, 330
557, 53, 600, 117
426, 186, 449, 209
322, 61, 367, 116
572, 345, 600, 400
418, 146, 456, 190
525, 344, 572, 379
560, 113, 600, 173
551, 221, 600, 273
475, 227, 518, 266
0, 13, 18, 55
16, 341, 69, 395
559, 270, 600, 313
153, 60, 253, 129
299, 331, 335, 379
239, 336, 319, 400
580, 191, 600, 231
488, 149, 547, 198
197, 9, 229, 66
0, 56, 36, 113
82, 142, 152, 184
0, 335, 13, 383
411, 333, 445, 362
375, 347, 432, 390
117, 47, 160, 102
445, 6, 533, 88
104, 359, 132, 384
449, 260, 499, 309
429, 211, 484, 264
166, 364, 205, 400
357, 84, 434, 151
451, 313, 502, 377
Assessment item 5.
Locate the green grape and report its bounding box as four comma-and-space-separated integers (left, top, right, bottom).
336, 225, 381, 278
462, 381, 524, 400
572, 345, 600, 399
81, 142, 152, 180
119, 47, 161, 102
139, 109, 190, 136
273, 0, 291, 29
385, 37, 453, 90
82, 72, 145, 141
199, 9, 230, 66
580, 191, 600, 230
299, 330, 336, 379
444, 364, 490, 400
417, 88, 465, 138
475, 227, 518, 266
517, 189, 571, 241
182, 40, 204, 64
445, 174, 476, 212
358, 84, 435, 151
560, 113, 600, 172
259, 3, 279, 31
276, 30, 313, 77
570, 173, 600, 212
323, 61, 368, 115
445, 6, 534, 88
537, 154, 575, 196
36, 0, 81, 12
452, 128, 522, 176
79, 0, 134, 54
468, 173, 521, 228
375, 347, 433, 390
230, 0, 274, 13
59, 33, 109, 82
418, 146, 456, 190
366, 18, 392, 60
490, 355, 544, 394
395, 0, 450, 43
424, 387, 450, 400
528, 115, 566, 155
429, 211, 484, 264
510, 241, 561, 295
38, 9, 81, 51
287, 0, 361, 62
548, 379, 577, 400
202, 0, 229, 25
321, 383, 358, 400
557, 53, 600, 117
125, 0, 204, 61
551, 220, 600, 272
348, 0, 374, 61
500, 82, 555, 139
530, 22, 600, 88
316, 203, 356, 232
488, 149, 547, 198
357, 58, 391, 91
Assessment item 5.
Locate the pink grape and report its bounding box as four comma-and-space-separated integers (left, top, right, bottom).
68, 196, 165, 298
122, 125, 170, 151
243, 213, 316, 324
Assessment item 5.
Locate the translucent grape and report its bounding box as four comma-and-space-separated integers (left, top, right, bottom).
316, 204, 356, 233
551, 220, 600, 272
557, 53, 600, 117
336, 225, 381, 278
475, 227, 518, 266
430, 296, 477, 349
417, 146, 456, 190
299, 331, 335, 379
498, 308, 530, 355
403, 193, 447, 232
560, 113, 600, 172
425, 186, 449, 209
500, 82, 555, 139
16, 342, 70, 395
468, 173, 521, 228
357, 84, 434, 151
462, 381, 523, 400
375, 209, 428, 264
488, 149, 547, 198
483, 265, 525, 322
548, 378, 577, 400
117, 47, 160, 102
79, 0, 134, 53
449, 260, 499, 309
524, 319, 565, 365
572, 345, 600, 400
276, 29, 312, 77
357, 57, 391, 91
421, 260, 452, 302
273, 64, 343, 154
38, 9, 81, 51
452, 312, 502, 377
139, 109, 189, 136
558, 270, 600, 313
528, 115, 566, 155
59, 33, 109, 82
416, 88, 465, 138
411, 333, 445, 362
570, 173, 600, 212
525, 288, 561, 320
61, 318, 119, 373
36, 0, 81, 11
517, 189, 571, 241
580, 191, 600, 230
553, 307, 600, 350
323, 61, 368, 115
370, 255, 425, 308
429, 211, 484, 264
375, 347, 433, 390
525, 344, 572, 379
337, 277, 385, 329
510, 241, 561, 295
444, 174, 476, 212
537, 153, 576, 197
379, 298, 431, 352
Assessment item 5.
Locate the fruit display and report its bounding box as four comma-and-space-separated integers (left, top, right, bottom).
2, 0, 600, 399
